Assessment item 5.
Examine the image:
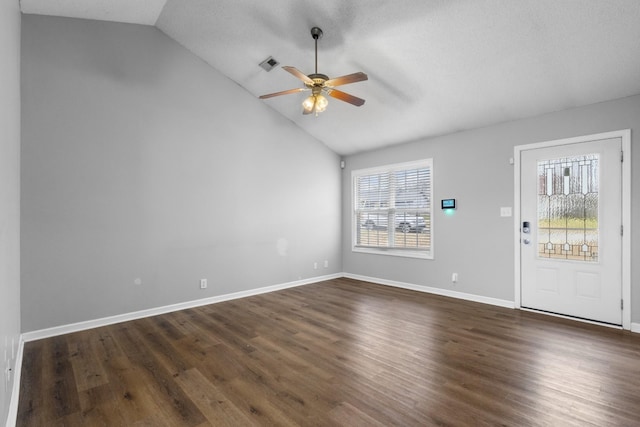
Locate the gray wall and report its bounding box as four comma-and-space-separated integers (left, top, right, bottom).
21, 15, 341, 332
343, 95, 640, 322
0, 0, 21, 424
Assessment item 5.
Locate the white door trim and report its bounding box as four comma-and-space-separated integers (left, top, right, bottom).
514, 129, 631, 330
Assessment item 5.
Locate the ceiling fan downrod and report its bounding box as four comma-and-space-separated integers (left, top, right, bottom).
310, 27, 323, 75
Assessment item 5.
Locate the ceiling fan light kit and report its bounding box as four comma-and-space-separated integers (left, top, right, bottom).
302, 93, 328, 114
259, 27, 368, 116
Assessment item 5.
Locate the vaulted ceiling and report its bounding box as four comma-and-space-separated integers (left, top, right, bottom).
20, 0, 640, 155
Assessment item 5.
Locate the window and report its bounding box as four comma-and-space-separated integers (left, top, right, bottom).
353, 159, 432, 259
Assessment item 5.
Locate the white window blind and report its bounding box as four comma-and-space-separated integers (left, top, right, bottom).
353, 159, 432, 259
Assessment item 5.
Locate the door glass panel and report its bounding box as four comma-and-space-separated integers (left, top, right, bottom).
537, 154, 599, 262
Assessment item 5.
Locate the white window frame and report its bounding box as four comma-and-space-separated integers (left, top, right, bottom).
352, 159, 433, 259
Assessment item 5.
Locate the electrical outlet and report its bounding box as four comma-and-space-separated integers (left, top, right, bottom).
452, 273, 459, 283
200, 279, 207, 289
314, 262, 318, 269
324, 260, 329, 268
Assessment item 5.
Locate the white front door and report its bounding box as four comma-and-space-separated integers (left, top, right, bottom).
520, 136, 622, 325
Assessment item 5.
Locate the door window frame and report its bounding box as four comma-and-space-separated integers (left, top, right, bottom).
513, 130, 631, 330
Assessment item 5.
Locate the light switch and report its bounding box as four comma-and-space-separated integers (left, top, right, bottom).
500, 207, 512, 217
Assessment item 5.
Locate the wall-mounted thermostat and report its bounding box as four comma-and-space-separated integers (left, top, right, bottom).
441, 198, 456, 209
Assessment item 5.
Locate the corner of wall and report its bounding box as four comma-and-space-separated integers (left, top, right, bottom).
5, 337, 25, 427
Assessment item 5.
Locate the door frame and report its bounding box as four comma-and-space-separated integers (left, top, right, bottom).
514, 129, 631, 330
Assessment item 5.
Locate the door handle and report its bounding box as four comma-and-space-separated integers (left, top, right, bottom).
522, 221, 531, 245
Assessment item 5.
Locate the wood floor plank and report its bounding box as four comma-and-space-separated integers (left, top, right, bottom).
96, 327, 176, 424
328, 402, 388, 427
76, 382, 128, 425
173, 368, 257, 427
113, 322, 207, 426
16, 340, 44, 426
17, 278, 640, 426
43, 336, 81, 420
67, 330, 109, 393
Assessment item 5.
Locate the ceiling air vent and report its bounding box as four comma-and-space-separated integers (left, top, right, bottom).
259, 56, 279, 72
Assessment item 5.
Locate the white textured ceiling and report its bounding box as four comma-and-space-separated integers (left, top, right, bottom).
20, 0, 640, 155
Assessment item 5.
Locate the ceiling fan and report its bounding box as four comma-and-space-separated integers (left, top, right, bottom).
259, 27, 368, 116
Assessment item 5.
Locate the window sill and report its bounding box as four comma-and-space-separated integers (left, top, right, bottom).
352, 246, 433, 260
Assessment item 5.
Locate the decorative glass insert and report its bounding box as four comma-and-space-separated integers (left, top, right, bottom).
537, 154, 599, 261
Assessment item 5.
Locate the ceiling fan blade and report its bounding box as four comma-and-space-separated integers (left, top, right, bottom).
325, 72, 368, 87
259, 87, 307, 99
327, 89, 365, 107
282, 66, 314, 85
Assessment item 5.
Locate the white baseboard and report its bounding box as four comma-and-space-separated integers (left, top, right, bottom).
22, 273, 342, 343
5, 335, 24, 427
342, 273, 516, 309
20, 272, 637, 344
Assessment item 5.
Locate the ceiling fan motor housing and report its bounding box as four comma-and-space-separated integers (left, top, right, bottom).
307, 74, 329, 84
306, 73, 329, 95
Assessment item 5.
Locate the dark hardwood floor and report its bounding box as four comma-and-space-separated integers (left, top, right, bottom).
17, 278, 640, 426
